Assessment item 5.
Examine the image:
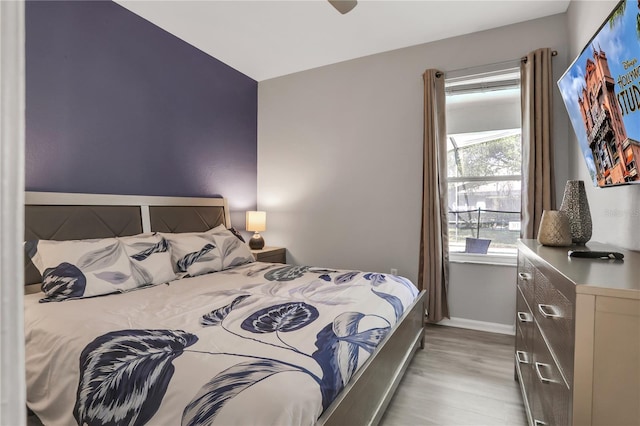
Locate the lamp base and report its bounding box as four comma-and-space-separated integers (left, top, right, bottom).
249, 233, 265, 250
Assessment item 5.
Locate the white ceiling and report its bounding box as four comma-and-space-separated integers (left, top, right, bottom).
115, 0, 571, 81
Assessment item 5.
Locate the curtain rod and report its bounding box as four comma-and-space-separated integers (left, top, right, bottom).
436, 50, 558, 78
521, 50, 558, 64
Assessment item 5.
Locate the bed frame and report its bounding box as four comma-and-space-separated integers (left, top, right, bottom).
24, 191, 426, 426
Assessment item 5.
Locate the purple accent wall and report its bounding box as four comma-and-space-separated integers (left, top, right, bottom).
26, 0, 257, 218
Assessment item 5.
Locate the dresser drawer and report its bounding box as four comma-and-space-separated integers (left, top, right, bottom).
516, 286, 534, 352
256, 251, 285, 263
534, 267, 575, 385
515, 332, 532, 387
515, 348, 534, 425
515, 330, 534, 424
517, 253, 535, 308
532, 325, 571, 426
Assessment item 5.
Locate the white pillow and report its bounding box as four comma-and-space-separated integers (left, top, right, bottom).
161, 224, 254, 278
162, 230, 222, 277
119, 233, 177, 285
27, 234, 176, 302
207, 225, 256, 270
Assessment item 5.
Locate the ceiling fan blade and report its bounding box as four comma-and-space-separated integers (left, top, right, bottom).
328, 0, 358, 14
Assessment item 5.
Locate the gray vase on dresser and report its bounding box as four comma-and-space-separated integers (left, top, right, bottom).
515, 240, 639, 426
559, 180, 592, 244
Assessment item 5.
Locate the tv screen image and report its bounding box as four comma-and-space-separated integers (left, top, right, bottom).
558, 0, 640, 187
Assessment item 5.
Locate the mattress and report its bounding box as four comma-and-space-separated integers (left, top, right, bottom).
25, 262, 419, 425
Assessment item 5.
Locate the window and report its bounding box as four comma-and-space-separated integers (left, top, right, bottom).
447, 129, 521, 255
445, 67, 522, 260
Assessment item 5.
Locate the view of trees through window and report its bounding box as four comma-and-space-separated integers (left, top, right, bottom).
447, 129, 522, 254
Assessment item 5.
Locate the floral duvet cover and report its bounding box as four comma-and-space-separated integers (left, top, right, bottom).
25, 262, 419, 426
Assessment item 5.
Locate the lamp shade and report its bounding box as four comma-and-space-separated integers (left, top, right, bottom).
246, 211, 266, 232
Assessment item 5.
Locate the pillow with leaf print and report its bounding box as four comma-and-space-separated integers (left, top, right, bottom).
26, 234, 176, 302
161, 224, 254, 278
161, 226, 224, 277
118, 233, 176, 285
206, 225, 255, 270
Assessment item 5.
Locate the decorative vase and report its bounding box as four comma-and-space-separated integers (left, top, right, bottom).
560, 180, 592, 245
537, 210, 572, 247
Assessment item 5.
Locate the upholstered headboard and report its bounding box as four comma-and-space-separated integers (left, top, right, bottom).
24, 192, 230, 287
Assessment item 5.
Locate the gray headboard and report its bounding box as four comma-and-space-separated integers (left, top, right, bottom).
24, 192, 230, 287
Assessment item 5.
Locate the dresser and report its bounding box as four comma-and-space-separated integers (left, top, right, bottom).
515, 239, 640, 426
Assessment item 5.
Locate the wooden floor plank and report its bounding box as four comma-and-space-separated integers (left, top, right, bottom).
380, 324, 527, 426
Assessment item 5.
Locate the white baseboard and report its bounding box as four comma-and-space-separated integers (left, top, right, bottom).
438, 317, 515, 336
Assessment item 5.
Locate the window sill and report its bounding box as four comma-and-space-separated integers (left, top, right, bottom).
449, 252, 517, 266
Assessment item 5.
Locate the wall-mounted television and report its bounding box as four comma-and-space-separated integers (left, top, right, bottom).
558, 0, 640, 187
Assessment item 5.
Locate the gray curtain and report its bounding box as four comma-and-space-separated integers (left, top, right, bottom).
419, 69, 449, 323
521, 48, 555, 239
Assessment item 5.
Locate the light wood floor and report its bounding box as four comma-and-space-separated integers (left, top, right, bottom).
379, 324, 527, 426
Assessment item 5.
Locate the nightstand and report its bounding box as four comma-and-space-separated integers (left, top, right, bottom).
251, 246, 286, 264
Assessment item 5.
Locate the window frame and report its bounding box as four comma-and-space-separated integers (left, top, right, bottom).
445, 65, 523, 264
446, 134, 522, 261
449, 251, 517, 266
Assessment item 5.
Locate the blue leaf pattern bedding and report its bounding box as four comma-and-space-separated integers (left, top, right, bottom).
24, 262, 419, 425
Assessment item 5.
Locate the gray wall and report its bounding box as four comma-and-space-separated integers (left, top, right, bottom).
566, 0, 640, 251
258, 14, 569, 328
449, 263, 518, 326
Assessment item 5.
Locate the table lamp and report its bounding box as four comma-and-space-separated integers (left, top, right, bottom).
246, 211, 266, 250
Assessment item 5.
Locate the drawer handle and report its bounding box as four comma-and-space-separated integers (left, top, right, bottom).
517, 311, 532, 323
534, 362, 556, 384
534, 420, 547, 426
538, 304, 561, 319
518, 272, 532, 281
516, 350, 529, 365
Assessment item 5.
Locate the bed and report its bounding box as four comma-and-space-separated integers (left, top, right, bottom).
24, 191, 426, 426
